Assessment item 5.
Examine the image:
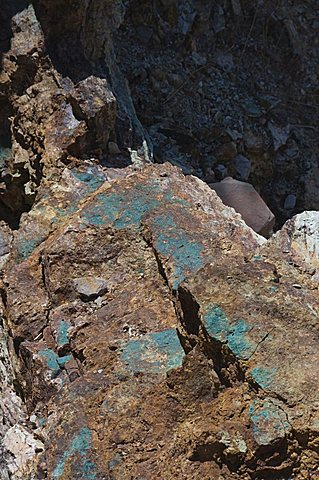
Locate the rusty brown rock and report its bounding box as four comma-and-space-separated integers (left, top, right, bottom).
0, 2, 318, 480
1, 161, 317, 479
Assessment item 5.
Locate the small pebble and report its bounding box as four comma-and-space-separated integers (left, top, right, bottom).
284, 194, 296, 210
73, 276, 108, 300
108, 141, 121, 154
292, 284, 302, 289
234, 154, 251, 181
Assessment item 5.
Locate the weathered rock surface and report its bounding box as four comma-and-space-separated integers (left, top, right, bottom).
0, 2, 318, 480
0, 161, 317, 479
262, 211, 319, 283
0, 300, 43, 480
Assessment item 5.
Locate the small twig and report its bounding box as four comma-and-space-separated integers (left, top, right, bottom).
291, 124, 318, 130
237, 4, 259, 67
287, 100, 319, 109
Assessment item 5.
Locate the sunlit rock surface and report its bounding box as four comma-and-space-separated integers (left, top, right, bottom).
1, 163, 317, 479
0, 2, 318, 480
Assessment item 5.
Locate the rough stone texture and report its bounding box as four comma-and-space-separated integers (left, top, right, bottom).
115, 0, 319, 229
70, 76, 117, 151
73, 276, 108, 300
234, 154, 251, 181
0, 2, 150, 226
0, 1, 318, 480
262, 211, 319, 283
0, 161, 317, 479
0, 300, 42, 480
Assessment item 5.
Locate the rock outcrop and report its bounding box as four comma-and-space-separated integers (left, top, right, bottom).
2, 159, 319, 479
0, 2, 318, 480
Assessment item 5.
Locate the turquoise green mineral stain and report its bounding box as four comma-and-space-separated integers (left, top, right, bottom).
38, 349, 60, 377
114, 194, 160, 229
227, 319, 255, 359
17, 237, 45, 260
57, 355, 72, 368
81, 184, 202, 287
57, 320, 72, 346
202, 306, 228, 341
81, 183, 189, 231
81, 185, 159, 228
53, 427, 97, 479
38, 349, 72, 378
152, 214, 204, 288
16, 168, 105, 260
249, 399, 290, 445
202, 306, 256, 360
71, 168, 105, 193
51, 205, 78, 224
269, 285, 278, 293
120, 328, 185, 375
155, 230, 204, 288
250, 366, 276, 390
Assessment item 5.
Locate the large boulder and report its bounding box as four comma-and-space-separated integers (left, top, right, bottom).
2, 163, 319, 479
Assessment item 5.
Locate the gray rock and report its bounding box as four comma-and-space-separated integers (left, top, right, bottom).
234, 154, 251, 181
216, 142, 237, 162
244, 129, 264, 152
136, 25, 153, 44
284, 194, 297, 210
0, 147, 11, 170
241, 99, 263, 118
213, 5, 225, 33
108, 141, 121, 154
0, 222, 12, 269
215, 52, 234, 72
268, 122, 290, 151
178, 10, 196, 35
73, 276, 108, 300
214, 164, 228, 180
265, 211, 319, 282
191, 52, 207, 66
70, 76, 117, 150
231, 0, 242, 15
210, 177, 275, 237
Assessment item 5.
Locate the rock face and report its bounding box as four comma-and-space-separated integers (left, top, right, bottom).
0, 2, 318, 480
262, 210, 319, 283
0, 161, 318, 479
